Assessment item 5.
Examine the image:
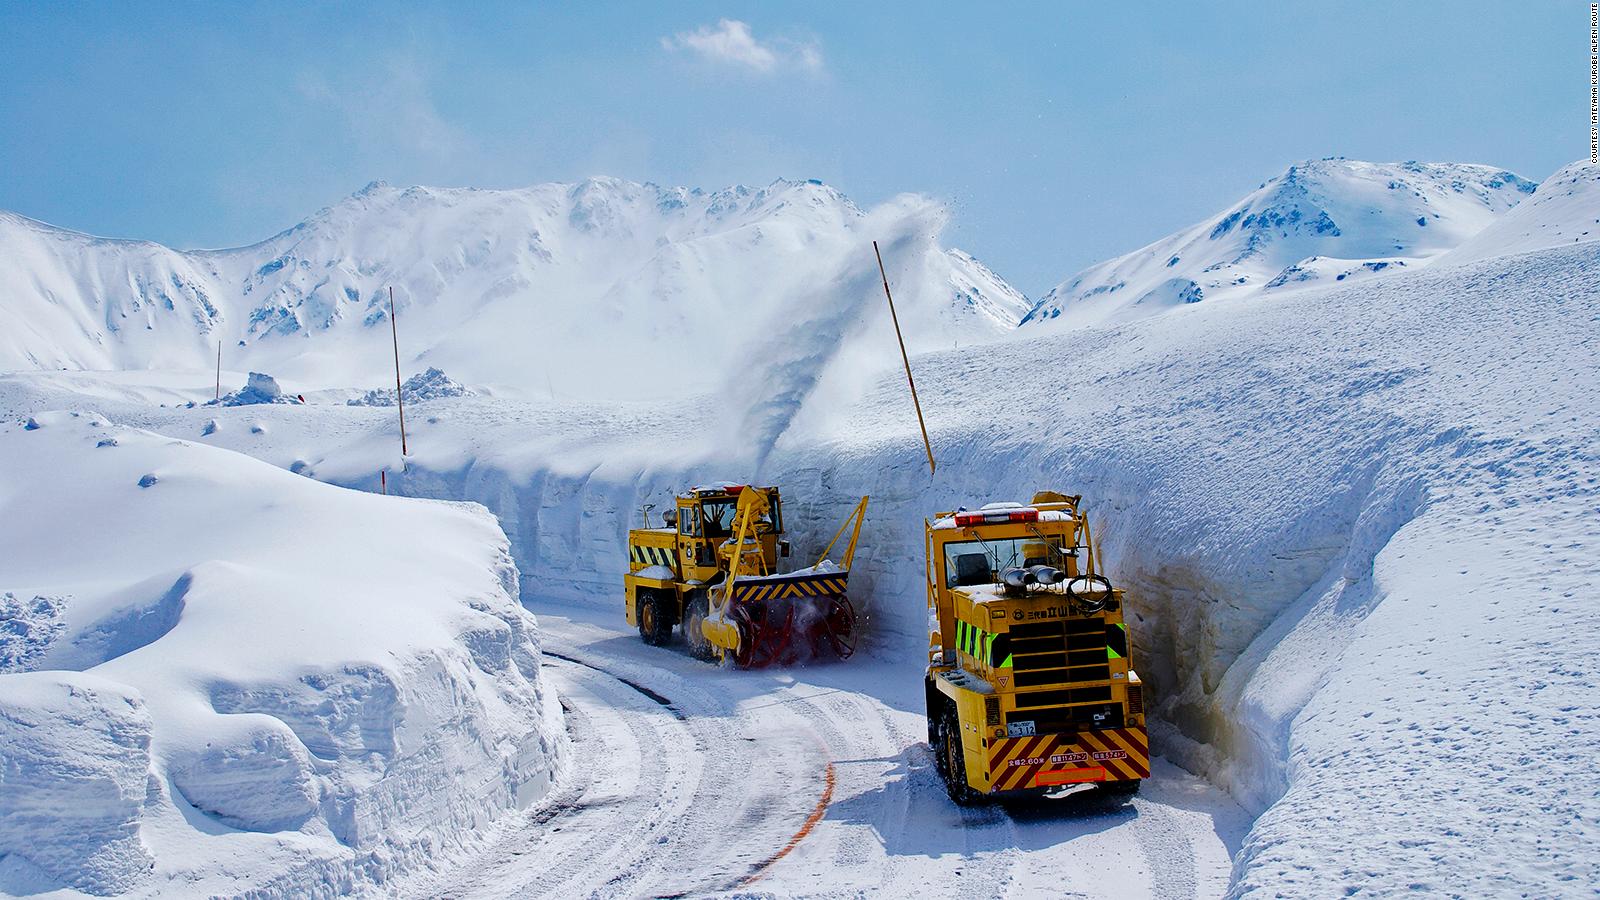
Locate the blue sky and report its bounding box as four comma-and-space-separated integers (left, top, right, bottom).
0, 2, 1582, 294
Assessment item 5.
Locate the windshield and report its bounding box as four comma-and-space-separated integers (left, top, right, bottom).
700, 499, 737, 537
943, 535, 1062, 587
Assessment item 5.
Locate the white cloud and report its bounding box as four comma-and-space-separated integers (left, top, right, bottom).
662, 19, 823, 74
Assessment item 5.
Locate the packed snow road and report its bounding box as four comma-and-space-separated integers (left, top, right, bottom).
399, 607, 1250, 899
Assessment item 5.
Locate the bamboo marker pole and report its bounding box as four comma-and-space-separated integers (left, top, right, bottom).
388, 286, 408, 459
215, 341, 221, 401
873, 241, 936, 476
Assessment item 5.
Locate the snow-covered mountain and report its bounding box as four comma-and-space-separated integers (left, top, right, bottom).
0, 179, 1029, 400
1437, 161, 1600, 265
1021, 159, 1536, 329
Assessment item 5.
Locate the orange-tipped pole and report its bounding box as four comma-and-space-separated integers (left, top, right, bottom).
389, 286, 408, 459
874, 241, 935, 476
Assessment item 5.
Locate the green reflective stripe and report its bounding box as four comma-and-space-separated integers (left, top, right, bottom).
999, 654, 1013, 668
1106, 620, 1129, 660
957, 620, 968, 656
983, 631, 995, 666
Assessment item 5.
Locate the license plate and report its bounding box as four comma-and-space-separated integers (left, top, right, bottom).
1006, 721, 1036, 737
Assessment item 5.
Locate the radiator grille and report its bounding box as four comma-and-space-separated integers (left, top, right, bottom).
1126, 684, 1144, 716
1013, 686, 1112, 708
1006, 704, 1124, 734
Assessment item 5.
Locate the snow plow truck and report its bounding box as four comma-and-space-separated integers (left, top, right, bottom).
925, 491, 1148, 804
624, 483, 868, 667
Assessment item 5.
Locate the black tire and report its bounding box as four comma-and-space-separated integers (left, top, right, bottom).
683, 593, 714, 661
938, 707, 982, 806
637, 592, 672, 646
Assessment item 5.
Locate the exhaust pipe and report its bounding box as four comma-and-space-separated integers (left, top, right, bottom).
1002, 567, 1037, 590
1027, 565, 1065, 585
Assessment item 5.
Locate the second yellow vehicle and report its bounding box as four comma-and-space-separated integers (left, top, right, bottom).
624, 483, 869, 667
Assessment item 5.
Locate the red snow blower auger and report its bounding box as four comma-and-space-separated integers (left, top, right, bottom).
623, 484, 867, 668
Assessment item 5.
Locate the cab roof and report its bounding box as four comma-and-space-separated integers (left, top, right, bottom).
679, 483, 779, 500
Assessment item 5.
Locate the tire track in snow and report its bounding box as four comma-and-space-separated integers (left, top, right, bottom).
1125, 796, 1199, 900
407, 646, 828, 899
404, 614, 1242, 899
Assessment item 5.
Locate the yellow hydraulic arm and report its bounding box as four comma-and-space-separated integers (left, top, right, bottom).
815, 496, 870, 568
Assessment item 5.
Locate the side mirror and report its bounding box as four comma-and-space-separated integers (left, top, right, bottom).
779, 540, 791, 558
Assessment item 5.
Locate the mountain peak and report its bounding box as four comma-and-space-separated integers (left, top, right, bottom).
1023, 159, 1537, 330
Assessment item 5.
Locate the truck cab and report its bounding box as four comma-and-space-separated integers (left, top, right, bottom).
924, 491, 1148, 804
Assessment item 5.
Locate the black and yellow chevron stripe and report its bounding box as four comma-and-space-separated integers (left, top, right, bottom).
731, 574, 848, 603
630, 544, 676, 568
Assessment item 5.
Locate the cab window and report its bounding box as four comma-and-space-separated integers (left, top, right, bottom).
701, 499, 737, 537
765, 490, 784, 533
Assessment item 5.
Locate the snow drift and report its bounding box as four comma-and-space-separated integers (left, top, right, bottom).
0, 412, 565, 897
1021, 159, 1535, 330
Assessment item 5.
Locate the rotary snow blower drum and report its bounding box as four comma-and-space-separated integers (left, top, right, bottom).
717, 567, 859, 668
697, 493, 868, 668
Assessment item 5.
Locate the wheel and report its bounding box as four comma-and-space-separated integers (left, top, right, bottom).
938, 707, 982, 806
637, 592, 672, 646
683, 593, 714, 661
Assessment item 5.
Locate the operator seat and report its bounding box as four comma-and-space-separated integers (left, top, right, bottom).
953, 553, 991, 587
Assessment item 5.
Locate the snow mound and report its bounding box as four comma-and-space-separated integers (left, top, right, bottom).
211, 371, 298, 406
347, 367, 475, 407
0, 592, 68, 672
1437, 161, 1600, 265
1022, 159, 1535, 330
0, 411, 565, 896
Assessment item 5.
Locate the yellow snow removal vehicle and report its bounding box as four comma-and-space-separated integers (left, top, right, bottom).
624, 483, 869, 667
924, 491, 1148, 804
